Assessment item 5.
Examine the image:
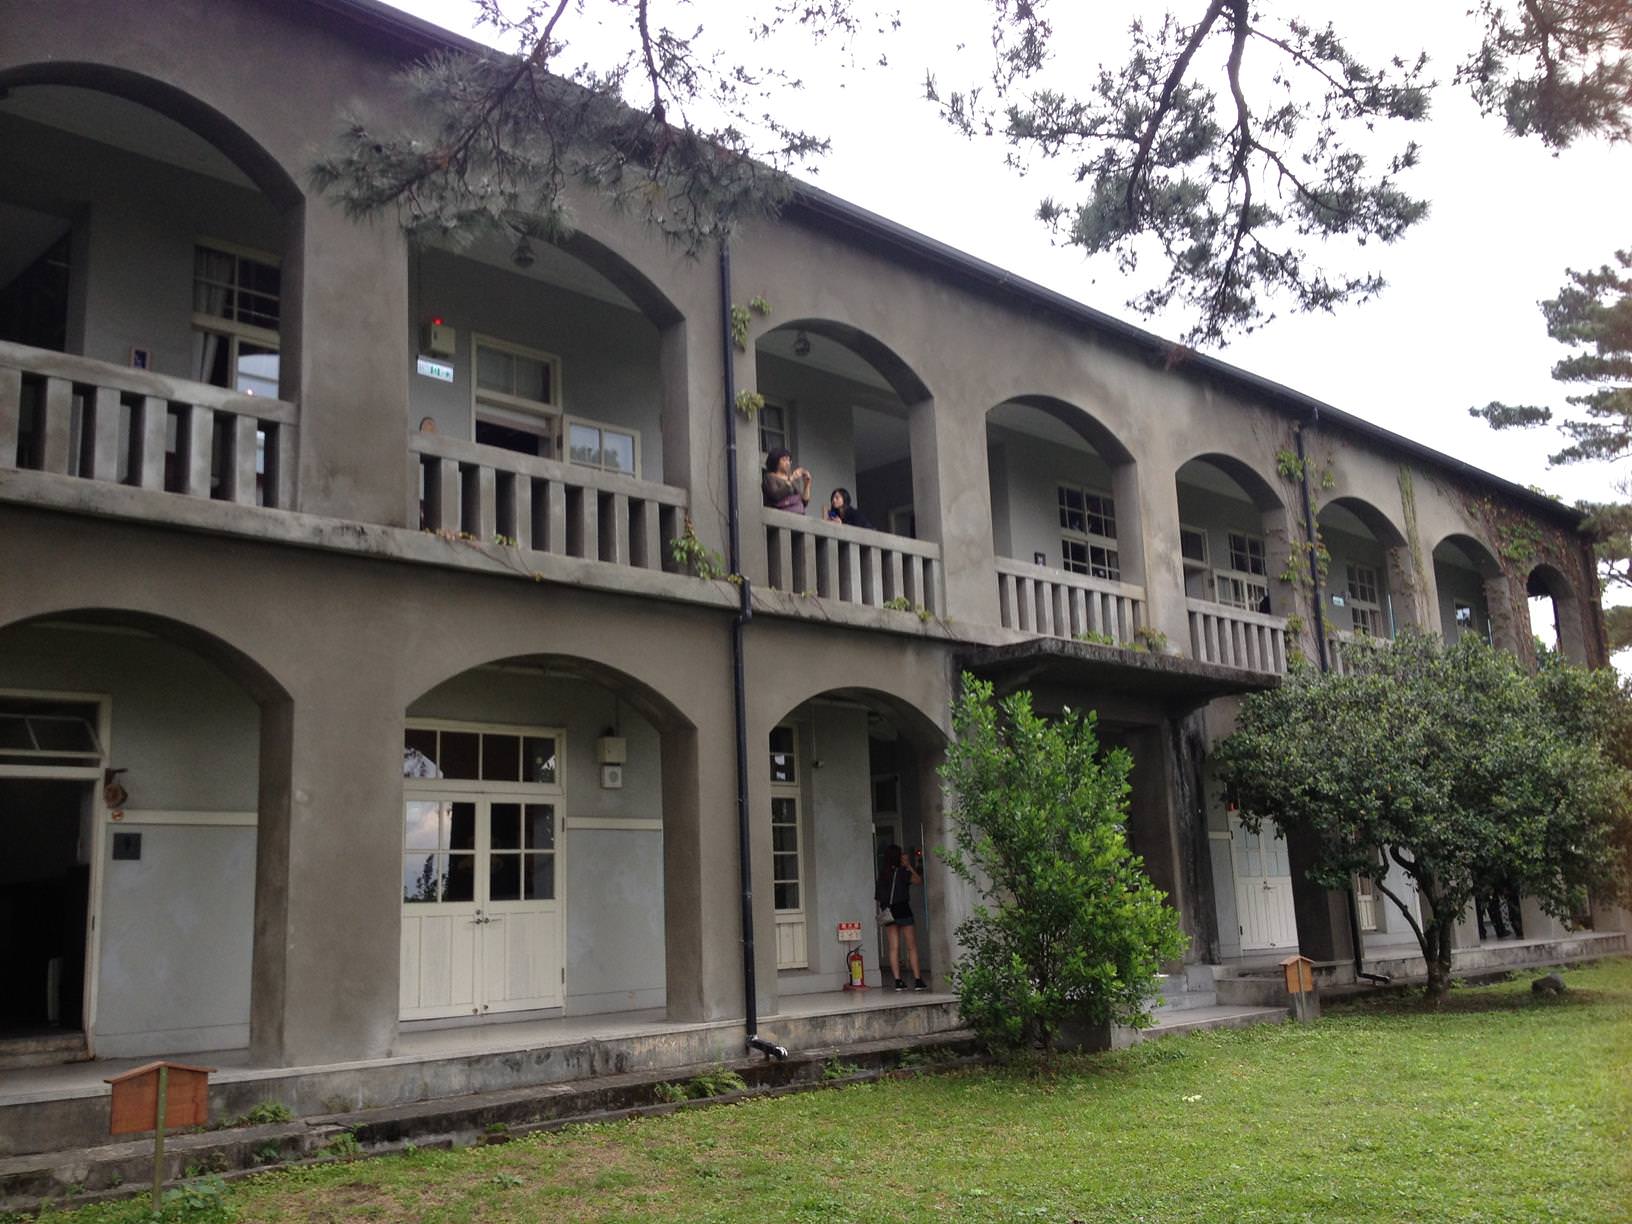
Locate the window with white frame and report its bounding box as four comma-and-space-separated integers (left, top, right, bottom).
566, 417, 639, 477
1454, 601, 1475, 636
1179, 525, 1209, 569
769, 724, 802, 912
191, 241, 280, 397
758, 400, 791, 462
1214, 531, 1270, 612
472, 335, 562, 459
1057, 484, 1120, 580
1347, 563, 1383, 635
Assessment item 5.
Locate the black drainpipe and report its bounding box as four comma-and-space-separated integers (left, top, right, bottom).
720, 238, 787, 1060
1297, 413, 1384, 985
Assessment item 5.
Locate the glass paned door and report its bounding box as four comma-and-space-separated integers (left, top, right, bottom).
400, 796, 563, 1019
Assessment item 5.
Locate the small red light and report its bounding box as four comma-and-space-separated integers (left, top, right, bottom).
431, 316, 444, 327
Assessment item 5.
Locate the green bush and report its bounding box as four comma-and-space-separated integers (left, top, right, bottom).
940, 676, 1186, 1050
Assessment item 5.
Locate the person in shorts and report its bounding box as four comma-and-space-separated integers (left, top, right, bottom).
876, 843, 926, 991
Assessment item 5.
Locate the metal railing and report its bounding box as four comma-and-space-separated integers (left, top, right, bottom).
1187, 598, 1289, 674
411, 433, 687, 571
0, 341, 296, 508
761, 506, 943, 613
995, 556, 1146, 642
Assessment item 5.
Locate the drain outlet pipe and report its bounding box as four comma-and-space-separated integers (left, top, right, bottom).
1297, 415, 1380, 986
720, 238, 787, 1062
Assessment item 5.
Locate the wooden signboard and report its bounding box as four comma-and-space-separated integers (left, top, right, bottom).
107, 1061, 213, 1134
106, 1060, 214, 1211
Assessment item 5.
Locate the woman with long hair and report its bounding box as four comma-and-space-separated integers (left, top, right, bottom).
876, 843, 926, 991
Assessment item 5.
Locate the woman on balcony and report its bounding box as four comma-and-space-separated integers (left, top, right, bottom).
762, 448, 812, 512
824, 487, 873, 529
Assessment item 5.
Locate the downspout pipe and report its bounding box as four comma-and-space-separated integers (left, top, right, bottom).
1298, 414, 1385, 986
720, 238, 787, 1061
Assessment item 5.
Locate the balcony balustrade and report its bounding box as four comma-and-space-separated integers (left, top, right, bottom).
412, 433, 686, 573
0, 341, 296, 508
995, 556, 1146, 643
1187, 598, 1290, 675
761, 507, 943, 614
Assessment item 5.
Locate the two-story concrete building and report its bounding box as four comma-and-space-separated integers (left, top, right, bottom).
0, 0, 1621, 1149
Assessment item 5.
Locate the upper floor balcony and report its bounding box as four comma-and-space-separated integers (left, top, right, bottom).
0, 75, 1596, 677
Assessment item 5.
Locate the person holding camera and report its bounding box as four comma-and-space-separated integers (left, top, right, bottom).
876, 843, 926, 991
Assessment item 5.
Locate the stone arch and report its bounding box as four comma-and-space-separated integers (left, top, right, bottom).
0, 62, 302, 210
399, 650, 711, 1023
1318, 495, 1421, 642
752, 318, 936, 553
757, 683, 952, 997
1527, 562, 1589, 664
985, 394, 1147, 618
1430, 532, 1516, 648
1174, 451, 1292, 622
0, 607, 292, 1061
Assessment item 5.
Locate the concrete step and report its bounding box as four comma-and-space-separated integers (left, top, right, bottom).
1154, 988, 1218, 1013
0, 1027, 980, 1214
1111, 1004, 1287, 1049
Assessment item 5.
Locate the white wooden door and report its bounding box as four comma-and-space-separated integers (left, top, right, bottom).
1229, 816, 1298, 950
400, 797, 563, 1019
400, 799, 481, 1019
480, 800, 562, 1013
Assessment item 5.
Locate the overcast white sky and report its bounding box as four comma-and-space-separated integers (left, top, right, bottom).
388, 0, 1629, 650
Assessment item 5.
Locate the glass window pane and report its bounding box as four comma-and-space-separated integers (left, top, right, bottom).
476, 346, 513, 394
524, 736, 558, 784
525, 853, 555, 900
440, 731, 479, 779
404, 727, 437, 761
449, 802, 476, 851
771, 797, 799, 825
568, 423, 601, 466
514, 354, 549, 402
769, 728, 796, 783
27, 716, 97, 753
773, 852, 800, 882
445, 853, 475, 902
235, 344, 279, 398
489, 853, 521, 901
772, 823, 798, 853
482, 734, 520, 782
774, 881, 800, 910
403, 853, 442, 903
603, 431, 635, 473
404, 801, 444, 850
490, 802, 522, 851
525, 804, 555, 850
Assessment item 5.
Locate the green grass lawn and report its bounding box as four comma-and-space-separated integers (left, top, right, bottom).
42, 959, 1632, 1224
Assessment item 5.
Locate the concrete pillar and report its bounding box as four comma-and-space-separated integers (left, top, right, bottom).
916, 743, 966, 993
281, 199, 411, 526
1285, 828, 1356, 966
250, 667, 403, 1065
660, 709, 749, 1022
1121, 726, 1193, 956
910, 397, 998, 626
1484, 573, 1521, 653
1386, 542, 1430, 633
1136, 465, 1190, 652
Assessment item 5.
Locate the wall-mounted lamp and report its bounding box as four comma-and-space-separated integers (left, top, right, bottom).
793, 329, 812, 357
512, 238, 536, 269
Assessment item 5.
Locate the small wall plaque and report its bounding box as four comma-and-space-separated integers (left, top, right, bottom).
112, 832, 142, 861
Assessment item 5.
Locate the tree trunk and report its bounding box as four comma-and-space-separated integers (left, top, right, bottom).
1422, 921, 1454, 1006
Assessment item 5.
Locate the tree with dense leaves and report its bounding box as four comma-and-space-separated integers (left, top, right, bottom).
313, 2, 1631, 347
939, 676, 1186, 1050
1214, 631, 1632, 1004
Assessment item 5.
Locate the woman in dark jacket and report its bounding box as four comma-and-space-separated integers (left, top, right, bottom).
824, 487, 872, 529
876, 844, 926, 991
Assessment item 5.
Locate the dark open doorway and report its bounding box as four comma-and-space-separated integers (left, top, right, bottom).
0, 779, 94, 1040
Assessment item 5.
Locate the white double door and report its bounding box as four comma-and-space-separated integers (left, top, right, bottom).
1229, 815, 1298, 950
400, 795, 563, 1020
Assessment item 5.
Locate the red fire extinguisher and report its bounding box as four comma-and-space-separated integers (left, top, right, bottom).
845, 945, 868, 990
